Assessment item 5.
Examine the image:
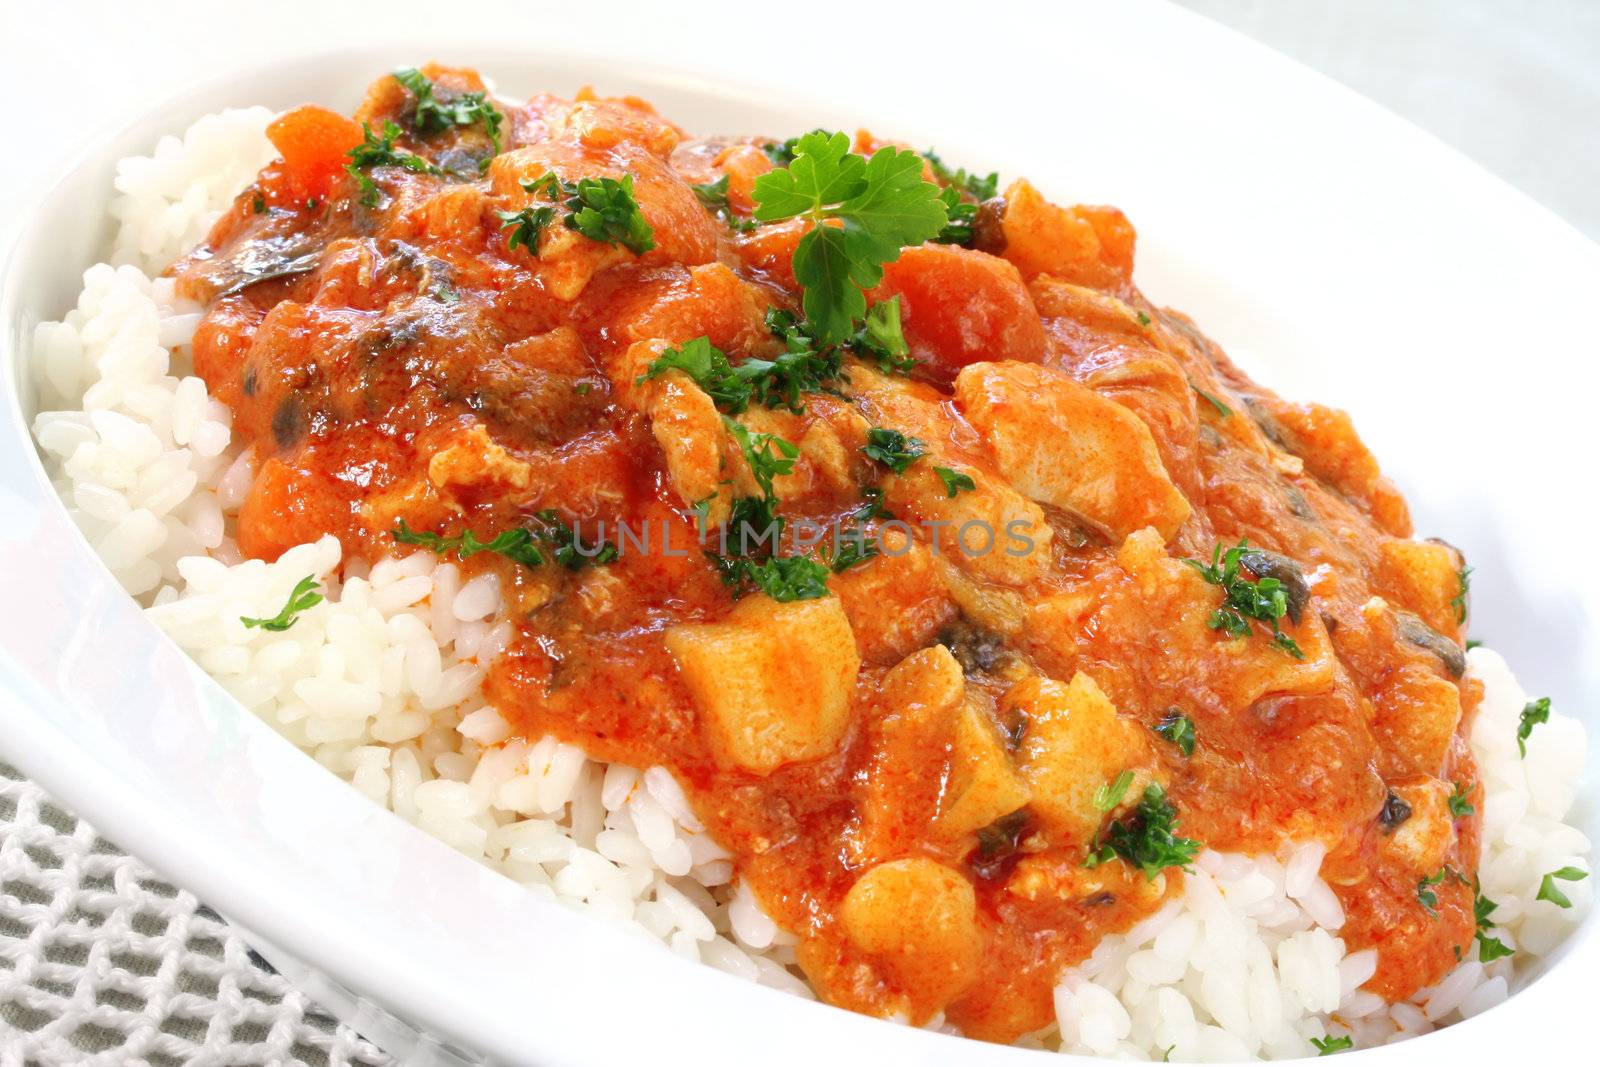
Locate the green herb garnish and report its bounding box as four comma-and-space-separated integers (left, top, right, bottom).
499, 201, 557, 254
1474, 886, 1514, 961
924, 148, 1000, 248
862, 427, 928, 475
1417, 869, 1446, 917
853, 297, 918, 375
393, 68, 504, 152
752, 131, 948, 344
532, 509, 617, 570
240, 575, 323, 632
392, 518, 544, 569
690, 174, 758, 232
1311, 1035, 1353, 1056
933, 466, 976, 498
724, 417, 799, 502
1447, 781, 1475, 819
1517, 696, 1551, 757
502, 172, 655, 255
1537, 866, 1588, 908
1093, 770, 1135, 813
345, 121, 442, 207
1190, 379, 1233, 418
1084, 783, 1201, 881
1451, 563, 1473, 625
1184, 539, 1305, 659
1153, 710, 1197, 756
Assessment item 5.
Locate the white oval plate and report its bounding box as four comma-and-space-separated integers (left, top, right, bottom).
2, 3, 1596, 1063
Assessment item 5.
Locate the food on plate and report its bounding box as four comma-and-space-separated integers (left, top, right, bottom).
27, 64, 1590, 1060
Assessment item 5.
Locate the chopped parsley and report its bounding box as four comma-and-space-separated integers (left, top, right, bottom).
251, 194, 267, 214
1417, 869, 1446, 917
724, 417, 799, 501
862, 427, 928, 475
853, 297, 918, 375
638, 316, 849, 416
924, 148, 998, 200
762, 134, 805, 167
827, 530, 880, 574
752, 131, 948, 344
502, 172, 655, 255
1474, 886, 1514, 961
393, 68, 504, 152
1190, 379, 1233, 418
1153, 710, 1196, 756
1184, 539, 1305, 659
392, 518, 544, 569
1466, 638, 1483, 650
499, 201, 557, 254
240, 575, 323, 632
924, 150, 997, 246
1536, 866, 1587, 909
639, 336, 755, 412
1451, 563, 1473, 625
532, 509, 617, 570
933, 466, 976, 498
345, 121, 443, 207
745, 554, 831, 601
1310, 1035, 1353, 1056
1135, 309, 1152, 327
854, 487, 894, 523
1516, 696, 1551, 757
690, 174, 757, 232
1084, 783, 1201, 881
1093, 770, 1135, 813
1447, 781, 1476, 819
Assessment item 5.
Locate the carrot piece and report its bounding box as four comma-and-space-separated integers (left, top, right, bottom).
265, 105, 364, 203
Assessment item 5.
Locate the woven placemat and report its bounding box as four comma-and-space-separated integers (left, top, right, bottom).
0, 760, 391, 1067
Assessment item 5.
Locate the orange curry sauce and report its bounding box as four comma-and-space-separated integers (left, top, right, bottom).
175, 66, 1481, 1042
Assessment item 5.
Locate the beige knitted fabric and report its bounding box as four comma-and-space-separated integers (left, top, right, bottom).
0, 761, 390, 1067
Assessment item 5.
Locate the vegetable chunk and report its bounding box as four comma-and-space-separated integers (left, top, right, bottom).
840, 858, 980, 1008
955, 361, 1191, 542
665, 595, 861, 774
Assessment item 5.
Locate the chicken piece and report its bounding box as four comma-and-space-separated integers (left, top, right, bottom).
935, 696, 1031, 844
998, 179, 1136, 290
955, 361, 1190, 542
1373, 663, 1463, 778
885, 462, 1054, 587
1260, 400, 1412, 537
645, 367, 733, 527
665, 595, 860, 774
831, 531, 958, 665
1380, 777, 1457, 874
1375, 538, 1467, 638
426, 423, 532, 502
1010, 671, 1152, 847
839, 858, 980, 1009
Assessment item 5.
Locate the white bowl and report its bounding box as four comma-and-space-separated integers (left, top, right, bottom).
2, 9, 1597, 1064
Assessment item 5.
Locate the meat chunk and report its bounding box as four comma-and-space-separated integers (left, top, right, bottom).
665, 595, 860, 774
955, 361, 1191, 542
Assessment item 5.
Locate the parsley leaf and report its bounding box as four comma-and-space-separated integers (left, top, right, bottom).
564, 174, 656, 253
639, 336, 753, 413
1447, 781, 1476, 819
827, 528, 880, 573
752, 131, 947, 345
934, 466, 976, 498
1517, 696, 1551, 757
1311, 1035, 1353, 1056
1093, 770, 1135, 813
1184, 539, 1305, 659
392, 518, 545, 569
1451, 563, 1473, 625
724, 417, 799, 501
1474, 885, 1514, 961
1084, 783, 1201, 880
1417, 869, 1446, 917
1537, 866, 1588, 909
499, 202, 557, 254
746, 554, 831, 601
923, 150, 997, 247
345, 121, 443, 207
862, 427, 928, 475
690, 174, 758, 232
531, 510, 617, 570
853, 297, 918, 375
393, 68, 504, 153
923, 148, 999, 201
1153, 710, 1196, 756
1190, 379, 1234, 418
240, 575, 323, 632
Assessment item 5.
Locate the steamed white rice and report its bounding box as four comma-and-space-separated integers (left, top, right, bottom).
26, 107, 1592, 1061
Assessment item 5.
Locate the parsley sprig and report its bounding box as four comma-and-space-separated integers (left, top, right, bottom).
1153, 710, 1197, 756
346, 121, 443, 207
241, 575, 323, 632
501, 172, 655, 255
862, 427, 927, 475
752, 131, 948, 345
393, 518, 545, 568
690, 175, 757, 232
393, 68, 504, 153
704, 419, 832, 602
1536, 866, 1588, 908
1517, 696, 1551, 757
1184, 539, 1306, 659
1310, 1035, 1353, 1056
933, 466, 976, 498
1474, 885, 1514, 961
1417, 869, 1446, 916
923, 149, 998, 246
1084, 782, 1201, 881
1451, 562, 1473, 625
1447, 781, 1475, 819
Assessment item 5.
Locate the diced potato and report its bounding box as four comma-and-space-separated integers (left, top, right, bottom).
936, 697, 1031, 844
1373, 664, 1463, 777
839, 858, 980, 1006
665, 595, 861, 774
1375, 538, 1465, 638
955, 361, 1191, 542
1381, 777, 1456, 874
1011, 672, 1151, 847
886, 462, 1054, 586
831, 533, 958, 665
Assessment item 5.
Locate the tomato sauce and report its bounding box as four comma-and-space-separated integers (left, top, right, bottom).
176, 66, 1482, 1042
